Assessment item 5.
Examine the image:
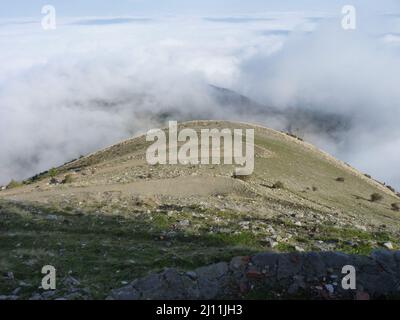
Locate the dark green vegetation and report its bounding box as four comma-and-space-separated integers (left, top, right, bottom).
272, 181, 285, 189
392, 203, 400, 211
61, 175, 74, 184
1, 198, 398, 299
6, 180, 23, 189
0, 200, 262, 299
371, 193, 384, 202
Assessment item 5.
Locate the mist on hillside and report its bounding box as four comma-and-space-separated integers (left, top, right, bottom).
1, 9, 400, 189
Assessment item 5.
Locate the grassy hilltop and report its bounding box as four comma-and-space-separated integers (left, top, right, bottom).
1, 121, 399, 299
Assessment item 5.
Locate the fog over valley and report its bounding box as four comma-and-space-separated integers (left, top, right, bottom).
1, 5, 400, 189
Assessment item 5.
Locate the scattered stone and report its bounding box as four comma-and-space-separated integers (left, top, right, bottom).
325, 284, 335, 294
12, 287, 21, 295
4, 271, 14, 280
18, 281, 31, 287
345, 240, 357, 247
178, 220, 190, 227
383, 242, 394, 250
63, 276, 81, 288
271, 241, 279, 248
186, 271, 197, 280
49, 178, 59, 185
63, 292, 85, 300
355, 225, 367, 232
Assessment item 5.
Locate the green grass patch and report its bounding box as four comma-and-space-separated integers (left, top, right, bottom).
0, 200, 261, 299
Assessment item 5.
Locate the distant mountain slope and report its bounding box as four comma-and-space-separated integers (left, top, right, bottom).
209, 85, 350, 141
85, 84, 351, 142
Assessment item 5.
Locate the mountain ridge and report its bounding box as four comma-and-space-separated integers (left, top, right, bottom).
1, 120, 399, 299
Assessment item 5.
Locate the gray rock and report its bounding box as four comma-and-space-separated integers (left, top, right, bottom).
41, 290, 57, 299
277, 253, 303, 280
0, 295, 18, 300
230, 256, 246, 270
4, 271, 14, 280
295, 245, 305, 252
371, 250, 397, 274
383, 242, 394, 250
63, 276, 81, 288
109, 285, 140, 300
303, 252, 326, 277
108, 250, 400, 300
63, 292, 86, 300
196, 262, 228, 280
179, 220, 190, 227
186, 271, 198, 280
196, 262, 229, 299
12, 287, 21, 295
251, 253, 279, 272
325, 284, 335, 294
29, 293, 43, 300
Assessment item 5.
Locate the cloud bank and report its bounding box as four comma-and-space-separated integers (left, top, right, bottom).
1, 11, 400, 190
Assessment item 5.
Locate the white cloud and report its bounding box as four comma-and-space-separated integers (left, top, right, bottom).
0, 13, 399, 190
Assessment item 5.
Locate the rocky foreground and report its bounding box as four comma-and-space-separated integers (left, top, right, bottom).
109, 250, 400, 300
1, 121, 400, 300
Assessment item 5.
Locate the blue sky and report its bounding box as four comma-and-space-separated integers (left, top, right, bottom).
0, 0, 398, 18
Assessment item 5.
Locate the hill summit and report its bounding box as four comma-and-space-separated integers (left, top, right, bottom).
1, 121, 399, 299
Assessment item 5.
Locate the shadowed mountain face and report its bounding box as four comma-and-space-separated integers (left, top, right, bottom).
209, 85, 350, 141
0, 120, 399, 299
89, 84, 351, 142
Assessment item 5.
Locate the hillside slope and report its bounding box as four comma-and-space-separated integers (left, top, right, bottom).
1, 121, 399, 299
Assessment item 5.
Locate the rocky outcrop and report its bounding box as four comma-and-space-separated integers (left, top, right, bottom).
108, 250, 400, 300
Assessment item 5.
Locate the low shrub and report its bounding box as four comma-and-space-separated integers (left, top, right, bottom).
49, 178, 59, 185
232, 173, 251, 181
370, 193, 383, 202
49, 168, 58, 178
286, 132, 304, 142
6, 179, 23, 189
391, 203, 400, 211
386, 185, 396, 193
62, 175, 74, 184
272, 181, 285, 189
